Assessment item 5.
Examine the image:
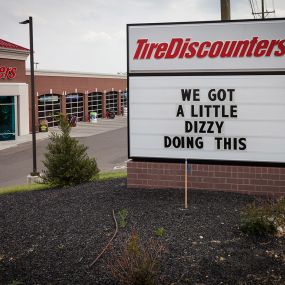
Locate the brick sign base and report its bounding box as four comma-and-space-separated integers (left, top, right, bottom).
127, 161, 285, 197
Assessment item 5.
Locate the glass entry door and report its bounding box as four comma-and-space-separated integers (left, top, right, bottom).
0, 96, 16, 141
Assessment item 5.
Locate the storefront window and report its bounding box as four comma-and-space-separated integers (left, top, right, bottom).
0, 96, 15, 141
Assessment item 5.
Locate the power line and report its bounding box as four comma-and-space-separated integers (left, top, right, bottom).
254, 0, 260, 13
249, 0, 276, 19
248, 0, 255, 18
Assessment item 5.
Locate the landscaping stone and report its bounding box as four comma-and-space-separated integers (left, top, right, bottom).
0, 178, 284, 284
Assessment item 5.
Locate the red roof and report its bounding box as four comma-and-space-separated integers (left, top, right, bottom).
0, 39, 29, 52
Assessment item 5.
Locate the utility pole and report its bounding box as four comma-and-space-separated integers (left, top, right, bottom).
261, 0, 265, 19
220, 0, 231, 21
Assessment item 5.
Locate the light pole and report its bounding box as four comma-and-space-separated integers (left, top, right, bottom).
20, 16, 38, 175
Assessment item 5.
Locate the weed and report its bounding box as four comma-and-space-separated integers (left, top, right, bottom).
118, 209, 128, 228
8, 281, 24, 285
108, 231, 166, 285
154, 227, 166, 237
240, 198, 285, 236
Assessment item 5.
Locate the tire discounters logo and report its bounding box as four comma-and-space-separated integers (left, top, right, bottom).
128, 20, 285, 72
133, 37, 285, 60
0, 66, 17, 79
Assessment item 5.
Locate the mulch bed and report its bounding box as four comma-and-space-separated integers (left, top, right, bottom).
0, 178, 284, 285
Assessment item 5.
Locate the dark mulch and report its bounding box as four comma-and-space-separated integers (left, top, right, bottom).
0, 178, 284, 285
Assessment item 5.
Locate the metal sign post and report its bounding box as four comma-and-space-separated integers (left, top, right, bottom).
184, 159, 188, 209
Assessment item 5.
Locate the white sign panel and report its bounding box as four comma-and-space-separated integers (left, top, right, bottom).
129, 75, 285, 163
128, 20, 285, 73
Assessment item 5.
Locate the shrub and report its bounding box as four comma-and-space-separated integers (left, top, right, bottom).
240, 198, 285, 236
108, 232, 166, 285
42, 115, 99, 187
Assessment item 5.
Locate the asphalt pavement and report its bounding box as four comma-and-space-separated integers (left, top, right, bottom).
0, 117, 128, 187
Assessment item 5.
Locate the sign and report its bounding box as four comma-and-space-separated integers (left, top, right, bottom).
0, 66, 17, 79
128, 20, 285, 73
66, 94, 79, 101
127, 19, 285, 165
38, 95, 59, 102
129, 75, 285, 163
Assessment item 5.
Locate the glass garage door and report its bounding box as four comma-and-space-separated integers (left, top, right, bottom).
121, 91, 128, 108
88, 92, 102, 118
0, 96, 16, 141
38, 94, 61, 127
106, 91, 118, 114
120, 91, 128, 116
66, 93, 84, 121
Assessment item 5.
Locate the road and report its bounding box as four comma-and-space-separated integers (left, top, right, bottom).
0, 127, 128, 187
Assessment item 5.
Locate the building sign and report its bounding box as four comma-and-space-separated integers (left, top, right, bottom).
127, 19, 285, 165
38, 95, 59, 102
0, 66, 17, 79
66, 94, 79, 100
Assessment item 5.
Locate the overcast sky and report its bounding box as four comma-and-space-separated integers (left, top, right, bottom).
1, 0, 284, 74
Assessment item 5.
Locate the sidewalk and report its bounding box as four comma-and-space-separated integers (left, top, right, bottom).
0, 116, 127, 151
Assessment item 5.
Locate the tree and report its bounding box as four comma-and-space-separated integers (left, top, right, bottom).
42, 115, 99, 187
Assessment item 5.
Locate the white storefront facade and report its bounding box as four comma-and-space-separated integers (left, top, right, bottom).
0, 39, 30, 141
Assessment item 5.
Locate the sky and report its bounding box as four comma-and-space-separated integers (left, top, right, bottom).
1, 0, 284, 74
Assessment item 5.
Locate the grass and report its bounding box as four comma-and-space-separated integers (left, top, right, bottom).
0, 183, 51, 196
97, 171, 127, 181
0, 171, 127, 196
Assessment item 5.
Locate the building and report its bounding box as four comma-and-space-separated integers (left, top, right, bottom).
0, 39, 127, 141
0, 39, 30, 141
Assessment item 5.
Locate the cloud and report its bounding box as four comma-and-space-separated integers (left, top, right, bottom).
115, 30, 125, 40
81, 31, 112, 42
81, 29, 125, 42
1, 0, 284, 74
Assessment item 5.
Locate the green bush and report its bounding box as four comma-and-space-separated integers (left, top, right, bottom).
42, 115, 99, 187
240, 198, 285, 236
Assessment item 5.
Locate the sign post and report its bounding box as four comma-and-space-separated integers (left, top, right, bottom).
184, 159, 188, 209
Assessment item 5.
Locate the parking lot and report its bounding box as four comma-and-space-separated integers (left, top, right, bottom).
0, 117, 127, 187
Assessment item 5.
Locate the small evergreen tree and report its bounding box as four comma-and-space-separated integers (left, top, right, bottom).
42, 115, 99, 187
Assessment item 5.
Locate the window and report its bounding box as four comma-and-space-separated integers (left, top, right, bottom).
66, 93, 84, 121
88, 92, 103, 118
38, 94, 61, 127
106, 91, 118, 114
